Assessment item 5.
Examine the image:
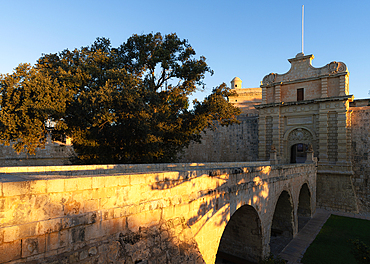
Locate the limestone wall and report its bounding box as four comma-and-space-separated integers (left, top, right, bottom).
0, 162, 316, 263
180, 116, 259, 162
350, 103, 370, 212
0, 141, 74, 167
316, 173, 358, 212
228, 87, 262, 116
279, 80, 321, 102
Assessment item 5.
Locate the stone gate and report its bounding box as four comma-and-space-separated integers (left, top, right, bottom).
255, 52, 357, 213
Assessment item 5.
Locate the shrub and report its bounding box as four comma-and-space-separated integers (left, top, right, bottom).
351, 239, 370, 264
259, 253, 287, 264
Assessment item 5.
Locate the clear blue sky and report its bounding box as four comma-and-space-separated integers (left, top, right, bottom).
1, 0, 369, 101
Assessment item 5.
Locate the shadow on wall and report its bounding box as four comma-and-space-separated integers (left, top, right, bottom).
37, 217, 205, 263
269, 191, 293, 256
149, 166, 312, 263
216, 204, 263, 264
297, 183, 311, 233
0, 164, 312, 264
150, 166, 273, 264
0, 167, 210, 263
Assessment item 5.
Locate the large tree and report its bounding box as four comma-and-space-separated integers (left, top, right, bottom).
0, 63, 68, 154
0, 33, 240, 164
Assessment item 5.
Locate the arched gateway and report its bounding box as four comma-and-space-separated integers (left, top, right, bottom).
286, 128, 315, 164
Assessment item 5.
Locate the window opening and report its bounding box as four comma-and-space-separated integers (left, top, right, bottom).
297, 88, 304, 101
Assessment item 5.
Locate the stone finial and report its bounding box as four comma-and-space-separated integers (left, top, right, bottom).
261, 73, 276, 86
328, 61, 347, 74
296, 52, 304, 58
308, 144, 313, 152
306, 144, 314, 163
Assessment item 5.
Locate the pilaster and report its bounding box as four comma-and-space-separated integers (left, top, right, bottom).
274, 85, 281, 103
271, 108, 281, 161
339, 75, 346, 96
346, 110, 352, 162
336, 110, 348, 162
318, 105, 328, 163
258, 114, 267, 161
345, 75, 349, 95
279, 114, 285, 162
321, 78, 328, 98
262, 87, 267, 104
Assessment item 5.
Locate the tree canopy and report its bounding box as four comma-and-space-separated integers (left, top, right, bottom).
0, 63, 68, 154
0, 33, 241, 164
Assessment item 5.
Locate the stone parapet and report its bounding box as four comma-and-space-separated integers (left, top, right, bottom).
0, 162, 316, 263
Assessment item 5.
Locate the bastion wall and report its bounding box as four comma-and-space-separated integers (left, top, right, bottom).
350, 100, 370, 212
179, 116, 259, 163
0, 141, 73, 167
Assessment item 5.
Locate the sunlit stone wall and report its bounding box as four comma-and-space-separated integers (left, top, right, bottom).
350, 100, 370, 213
0, 162, 315, 263
180, 116, 259, 163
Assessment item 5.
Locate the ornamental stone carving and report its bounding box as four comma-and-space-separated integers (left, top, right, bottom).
262, 73, 276, 85
288, 128, 313, 141
328, 61, 347, 74
308, 144, 313, 152
338, 62, 347, 72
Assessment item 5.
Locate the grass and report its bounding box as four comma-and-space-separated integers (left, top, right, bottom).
301, 214, 370, 264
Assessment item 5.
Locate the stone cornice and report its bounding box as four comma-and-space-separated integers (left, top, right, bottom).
317, 170, 354, 175
254, 95, 354, 109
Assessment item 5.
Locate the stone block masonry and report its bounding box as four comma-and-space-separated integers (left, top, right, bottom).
316, 173, 358, 212
180, 116, 259, 163
0, 162, 315, 263
0, 139, 74, 167
351, 103, 370, 212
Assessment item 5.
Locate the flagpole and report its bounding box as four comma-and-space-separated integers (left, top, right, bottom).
302, 5, 304, 54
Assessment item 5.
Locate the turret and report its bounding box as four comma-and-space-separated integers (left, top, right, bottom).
231, 77, 242, 89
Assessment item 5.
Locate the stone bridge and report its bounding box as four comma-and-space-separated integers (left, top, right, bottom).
0, 161, 316, 263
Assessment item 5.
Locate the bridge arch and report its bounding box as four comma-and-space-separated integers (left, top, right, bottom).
297, 182, 312, 231
270, 189, 294, 256
216, 204, 263, 263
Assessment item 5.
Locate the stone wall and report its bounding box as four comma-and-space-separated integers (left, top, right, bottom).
0, 165, 216, 264
0, 141, 74, 167
316, 173, 358, 212
316, 100, 370, 214
279, 80, 322, 103
350, 103, 370, 213
180, 116, 259, 163
227, 87, 262, 116
0, 162, 316, 263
